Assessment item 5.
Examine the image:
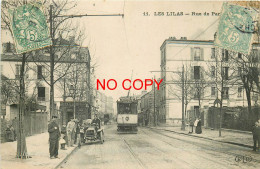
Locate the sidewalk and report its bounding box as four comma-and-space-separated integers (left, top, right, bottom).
0, 132, 77, 169
149, 124, 254, 148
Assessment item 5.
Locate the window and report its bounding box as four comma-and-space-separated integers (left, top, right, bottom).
194, 88, 203, 99
250, 49, 259, 62
15, 64, 21, 79
194, 47, 201, 61
37, 65, 43, 79
38, 87, 45, 101
211, 66, 215, 77
223, 67, 229, 80
194, 66, 200, 79
211, 87, 216, 96
250, 67, 258, 80
238, 87, 242, 97
211, 48, 215, 59
238, 53, 242, 59
194, 106, 200, 118
6, 42, 11, 53
223, 87, 229, 99
0, 65, 3, 75
238, 67, 242, 77
222, 49, 229, 61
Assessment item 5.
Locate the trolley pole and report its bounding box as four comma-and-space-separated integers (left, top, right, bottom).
48, 4, 123, 119
181, 65, 185, 130
154, 75, 156, 126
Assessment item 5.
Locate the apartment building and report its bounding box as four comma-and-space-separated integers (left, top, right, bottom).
159, 36, 259, 125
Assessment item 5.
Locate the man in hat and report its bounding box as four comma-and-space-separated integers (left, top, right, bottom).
48, 115, 61, 159
92, 113, 101, 132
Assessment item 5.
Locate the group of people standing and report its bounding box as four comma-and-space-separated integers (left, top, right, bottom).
189, 118, 202, 134
66, 118, 82, 148
47, 116, 83, 159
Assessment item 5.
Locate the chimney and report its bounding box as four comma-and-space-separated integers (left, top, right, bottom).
214, 32, 217, 40
169, 36, 176, 40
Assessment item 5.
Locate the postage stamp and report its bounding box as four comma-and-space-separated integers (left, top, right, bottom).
214, 3, 258, 54
9, 3, 51, 54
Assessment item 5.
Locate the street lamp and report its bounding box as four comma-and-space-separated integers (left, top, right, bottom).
69, 85, 76, 119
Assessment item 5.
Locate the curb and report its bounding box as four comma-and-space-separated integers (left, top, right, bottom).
54, 146, 79, 169
147, 127, 253, 149
221, 128, 251, 135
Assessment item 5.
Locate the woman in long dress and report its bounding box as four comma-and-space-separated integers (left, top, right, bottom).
195, 119, 202, 134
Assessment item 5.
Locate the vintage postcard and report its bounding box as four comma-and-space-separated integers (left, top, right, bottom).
1, 0, 260, 169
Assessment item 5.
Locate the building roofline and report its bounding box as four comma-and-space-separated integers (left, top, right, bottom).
160, 38, 260, 50
160, 39, 214, 50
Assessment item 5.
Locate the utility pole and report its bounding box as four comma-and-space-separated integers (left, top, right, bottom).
181, 65, 185, 130
48, 3, 123, 120
49, 5, 55, 120
153, 75, 156, 126
62, 78, 66, 125
87, 52, 91, 119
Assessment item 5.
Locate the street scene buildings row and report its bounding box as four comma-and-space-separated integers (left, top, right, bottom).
0, 39, 114, 142
1, 35, 260, 141
139, 36, 260, 130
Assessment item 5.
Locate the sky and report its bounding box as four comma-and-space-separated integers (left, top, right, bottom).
1, 0, 224, 102
73, 0, 223, 101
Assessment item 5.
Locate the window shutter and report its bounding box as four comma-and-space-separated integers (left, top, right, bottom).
190, 48, 194, 61
200, 66, 204, 79
33, 66, 37, 80
25, 66, 29, 79
45, 87, 49, 102
200, 48, 204, 61
43, 66, 49, 80
201, 87, 204, 99
191, 66, 194, 79
42, 66, 45, 79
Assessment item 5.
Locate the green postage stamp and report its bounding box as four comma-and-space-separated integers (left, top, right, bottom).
9, 3, 51, 54
215, 3, 258, 55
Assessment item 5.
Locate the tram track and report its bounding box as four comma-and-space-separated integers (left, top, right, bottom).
139, 129, 200, 169
144, 127, 260, 165
118, 133, 147, 169
141, 128, 229, 168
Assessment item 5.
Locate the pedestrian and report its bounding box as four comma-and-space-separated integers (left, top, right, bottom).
257, 119, 260, 152
195, 118, 202, 134
9, 125, 15, 141
253, 119, 260, 152
48, 115, 61, 159
72, 119, 77, 145
76, 122, 81, 148
189, 117, 194, 134
66, 118, 75, 147
252, 121, 259, 151
60, 125, 67, 150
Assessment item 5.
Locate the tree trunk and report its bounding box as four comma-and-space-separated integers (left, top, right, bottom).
16, 53, 29, 158
245, 87, 253, 124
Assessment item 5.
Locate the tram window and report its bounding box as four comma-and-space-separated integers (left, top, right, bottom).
130, 103, 137, 114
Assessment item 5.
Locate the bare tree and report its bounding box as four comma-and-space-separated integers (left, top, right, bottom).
205, 47, 238, 136
228, 48, 260, 123
168, 65, 194, 119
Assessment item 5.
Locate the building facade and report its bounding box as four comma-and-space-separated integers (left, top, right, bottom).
1, 40, 91, 122
160, 37, 260, 125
